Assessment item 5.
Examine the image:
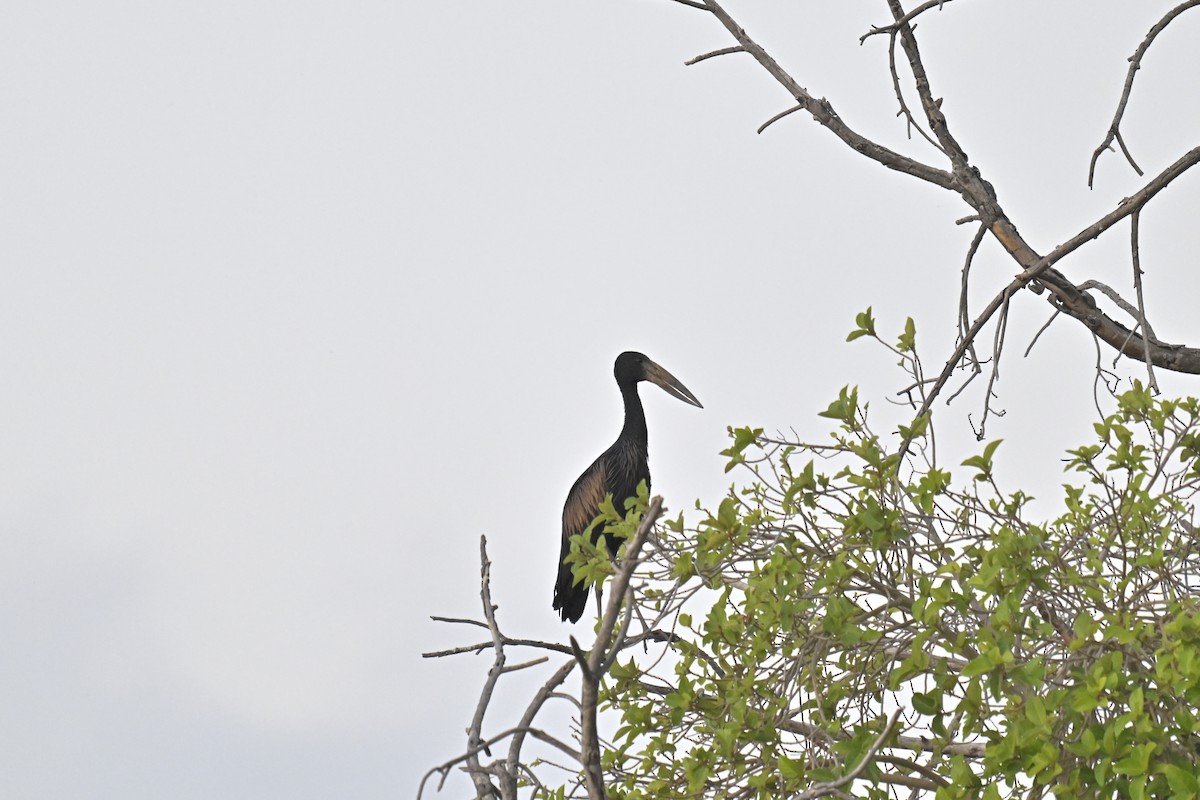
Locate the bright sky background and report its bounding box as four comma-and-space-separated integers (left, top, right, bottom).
2, 1, 1198, 798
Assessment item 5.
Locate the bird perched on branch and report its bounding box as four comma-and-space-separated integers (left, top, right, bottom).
553, 351, 702, 623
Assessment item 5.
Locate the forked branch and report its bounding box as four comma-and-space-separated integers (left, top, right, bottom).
1088, 0, 1200, 187
672, 0, 1200, 413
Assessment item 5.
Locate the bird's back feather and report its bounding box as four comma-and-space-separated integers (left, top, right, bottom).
552, 442, 649, 623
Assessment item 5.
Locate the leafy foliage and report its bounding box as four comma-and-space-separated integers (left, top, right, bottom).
595, 321, 1200, 798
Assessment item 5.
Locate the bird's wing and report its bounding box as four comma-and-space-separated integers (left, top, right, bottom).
562, 458, 608, 540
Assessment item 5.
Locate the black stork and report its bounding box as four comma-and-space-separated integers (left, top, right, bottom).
553, 351, 702, 623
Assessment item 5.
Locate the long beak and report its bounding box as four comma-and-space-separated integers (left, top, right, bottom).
643, 360, 703, 408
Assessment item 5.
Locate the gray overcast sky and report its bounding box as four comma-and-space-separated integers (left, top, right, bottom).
1, 1, 1198, 798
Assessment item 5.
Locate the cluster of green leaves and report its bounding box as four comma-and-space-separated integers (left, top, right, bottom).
561, 481, 653, 592
595, 319, 1200, 799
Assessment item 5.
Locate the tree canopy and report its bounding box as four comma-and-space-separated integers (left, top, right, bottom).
423, 1, 1200, 797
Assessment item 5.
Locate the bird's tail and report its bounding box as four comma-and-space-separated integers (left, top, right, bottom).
552, 561, 589, 623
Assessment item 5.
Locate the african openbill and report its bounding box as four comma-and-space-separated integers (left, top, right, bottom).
552, 351, 702, 623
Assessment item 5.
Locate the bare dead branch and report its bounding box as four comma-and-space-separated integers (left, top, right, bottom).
424, 637, 575, 659
697, 0, 956, 190
1076, 280, 1158, 341
915, 144, 1200, 428
500, 656, 549, 674
1088, 0, 1200, 186
971, 289, 1010, 440
882, 15, 944, 153
757, 104, 804, 135
1025, 146, 1200, 283
884, 0, 971, 170
684, 45, 744, 65
906, 278, 1020, 456
957, 222, 988, 370
422, 641, 493, 659
418, 724, 582, 800
1024, 306, 1063, 358
861, 0, 957, 44
429, 615, 490, 629
465, 537, 505, 800
673, 0, 1200, 391
1130, 210, 1160, 392
507, 659, 579, 779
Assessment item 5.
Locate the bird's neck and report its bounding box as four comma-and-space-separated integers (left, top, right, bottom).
619, 384, 648, 448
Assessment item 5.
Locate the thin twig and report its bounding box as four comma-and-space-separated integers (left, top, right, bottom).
697, 0, 956, 190
500, 656, 549, 674
1130, 210, 1159, 392
465, 537, 504, 800
430, 615, 490, 629
884, 0, 971, 171
506, 659, 578, 782
684, 45, 744, 65
1077, 280, 1158, 342
424, 638, 575, 659
860, 0, 956, 44
971, 289, 1010, 440
957, 222, 988, 371
1088, 0, 1200, 186
418, 724, 582, 800
881, 14, 944, 152
910, 144, 1200, 437
422, 641, 493, 659
758, 104, 804, 135
1024, 306, 1063, 358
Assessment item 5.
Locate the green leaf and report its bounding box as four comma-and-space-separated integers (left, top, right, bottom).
962, 439, 1003, 480
897, 316, 916, 352
846, 306, 876, 342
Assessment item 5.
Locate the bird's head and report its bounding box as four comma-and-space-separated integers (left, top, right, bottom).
614, 351, 703, 408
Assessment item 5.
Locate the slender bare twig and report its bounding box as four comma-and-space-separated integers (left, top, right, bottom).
1024, 306, 1063, 358
957, 222, 988, 370
972, 290, 1010, 440
464, 538, 505, 799
429, 615, 490, 629
422, 642, 493, 658
424, 638, 575, 659
909, 143, 1200, 438
679, 0, 1200, 383
418, 724, 582, 800
506, 659, 578, 782
1021, 147, 1200, 286
861, 0, 957, 44
884, 0, 971, 171
758, 104, 804, 135
1088, 0, 1200, 186
881, 14, 944, 152
697, 0, 956, 190
684, 45, 744, 65
1076, 280, 1157, 339
500, 656, 549, 674
1130, 210, 1160, 392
